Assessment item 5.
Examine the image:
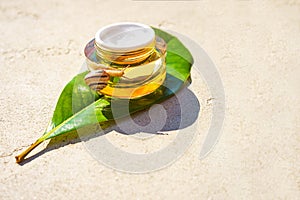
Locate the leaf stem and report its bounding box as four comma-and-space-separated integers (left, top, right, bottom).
14, 104, 89, 163
15, 138, 44, 163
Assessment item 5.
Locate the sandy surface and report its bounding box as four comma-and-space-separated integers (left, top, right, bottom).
1, 0, 299, 199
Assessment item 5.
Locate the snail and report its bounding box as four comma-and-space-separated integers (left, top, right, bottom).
84, 64, 130, 92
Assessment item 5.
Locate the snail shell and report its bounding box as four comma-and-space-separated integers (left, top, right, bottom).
84, 70, 110, 91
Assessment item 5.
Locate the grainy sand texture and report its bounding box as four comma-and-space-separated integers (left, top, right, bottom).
1, 0, 299, 199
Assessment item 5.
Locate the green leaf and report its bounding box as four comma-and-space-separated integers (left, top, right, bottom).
15, 27, 193, 163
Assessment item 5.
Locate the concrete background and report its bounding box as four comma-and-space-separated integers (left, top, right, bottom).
0, 0, 299, 199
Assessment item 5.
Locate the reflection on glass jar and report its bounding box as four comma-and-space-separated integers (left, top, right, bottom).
84, 22, 167, 99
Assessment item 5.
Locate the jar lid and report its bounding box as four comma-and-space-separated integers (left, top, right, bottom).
95, 22, 155, 52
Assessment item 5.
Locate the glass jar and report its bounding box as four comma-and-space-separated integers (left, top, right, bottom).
84, 22, 167, 99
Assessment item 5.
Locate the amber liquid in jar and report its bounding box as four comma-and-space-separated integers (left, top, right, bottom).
85, 23, 167, 99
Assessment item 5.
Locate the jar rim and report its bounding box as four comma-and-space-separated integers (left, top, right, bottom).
95, 22, 155, 52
